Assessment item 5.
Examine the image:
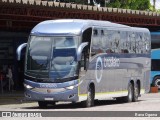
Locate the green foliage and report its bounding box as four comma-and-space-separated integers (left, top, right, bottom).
72, 0, 87, 4
106, 0, 151, 10
106, 0, 120, 8
58, 0, 87, 4
57, 0, 152, 11
137, 0, 150, 10
120, 0, 131, 9
130, 0, 139, 10
112, 0, 121, 8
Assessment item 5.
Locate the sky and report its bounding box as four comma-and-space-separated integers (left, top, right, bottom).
150, 0, 160, 9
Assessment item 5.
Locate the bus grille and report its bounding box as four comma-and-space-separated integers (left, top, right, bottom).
31, 87, 66, 93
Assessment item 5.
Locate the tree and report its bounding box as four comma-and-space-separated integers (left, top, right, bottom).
113, 0, 121, 8
106, 0, 121, 8
153, 0, 156, 11
53, 0, 151, 10
56, 0, 87, 4
120, 0, 131, 9
129, 0, 139, 10
106, 0, 150, 10
137, 0, 150, 10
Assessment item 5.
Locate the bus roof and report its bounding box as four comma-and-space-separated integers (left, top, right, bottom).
31, 19, 149, 36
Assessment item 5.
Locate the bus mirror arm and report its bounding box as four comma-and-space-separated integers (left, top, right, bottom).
77, 42, 88, 61
17, 43, 27, 61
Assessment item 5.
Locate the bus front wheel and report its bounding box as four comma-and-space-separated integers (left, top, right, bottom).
125, 82, 134, 102
83, 86, 95, 107
38, 101, 55, 108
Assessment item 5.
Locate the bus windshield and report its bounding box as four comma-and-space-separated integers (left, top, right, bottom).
26, 36, 79, 82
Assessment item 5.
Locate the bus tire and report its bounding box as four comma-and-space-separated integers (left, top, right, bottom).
38, 101, 55, 108
133, 83, 139, 102
153, 76, 160, 89
83, 86, 95, 107
125, 82, 134, 102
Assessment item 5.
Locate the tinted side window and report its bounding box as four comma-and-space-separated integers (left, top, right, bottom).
120, 31, 129, 53
129, 32, 136, 53
135, 32, 143, 54
144, 33, 151, 54
151, 59, 160, 71
91, 29, 150, 55
104, 30, 121, 53
91, 29, 102, 56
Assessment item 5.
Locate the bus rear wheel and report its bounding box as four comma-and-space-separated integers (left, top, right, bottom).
116, 83, 134, 102
133, 83, 139, 102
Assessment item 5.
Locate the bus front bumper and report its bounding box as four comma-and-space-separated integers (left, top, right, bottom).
24, 88, 79, 102
23, 80, 79, 102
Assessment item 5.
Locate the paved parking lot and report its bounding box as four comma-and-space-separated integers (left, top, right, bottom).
0, 92, 160, 119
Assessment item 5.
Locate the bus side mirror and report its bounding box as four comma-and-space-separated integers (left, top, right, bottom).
17, 43, 27, 61
77, 42, 88, 61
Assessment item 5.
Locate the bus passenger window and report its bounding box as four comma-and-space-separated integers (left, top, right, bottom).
121, 49, 129, 53
94, 29, 98, 36
106, 49, 113, 53
101, 30, 104, 36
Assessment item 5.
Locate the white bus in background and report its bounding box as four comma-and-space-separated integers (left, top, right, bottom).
17, 19, 151, 108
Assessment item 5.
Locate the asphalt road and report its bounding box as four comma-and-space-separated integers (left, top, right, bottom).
0, 92, 160, 120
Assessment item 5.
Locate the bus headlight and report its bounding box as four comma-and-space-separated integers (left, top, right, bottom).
65, 85, 75, 90
65, 81, 81, 90
24, 84, 33, 89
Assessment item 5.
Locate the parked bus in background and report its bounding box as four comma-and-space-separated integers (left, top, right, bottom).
151, 32, 160, 89
151, 32, 160, 49
151, 49, 160, 89
17, 19, 151, 108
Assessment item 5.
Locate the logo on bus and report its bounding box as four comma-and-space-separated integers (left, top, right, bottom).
95, 57, 103, 83
104, 57, 120, 68
40, 83, 57, 88
95, 56, 120, 83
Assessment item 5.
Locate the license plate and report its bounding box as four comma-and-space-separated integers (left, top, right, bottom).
44, 98, 54, 101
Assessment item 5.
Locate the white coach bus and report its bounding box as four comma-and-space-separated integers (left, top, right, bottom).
17, 19, 151, 108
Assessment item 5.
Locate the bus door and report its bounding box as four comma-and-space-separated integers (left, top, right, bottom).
78, 28, 92, 79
